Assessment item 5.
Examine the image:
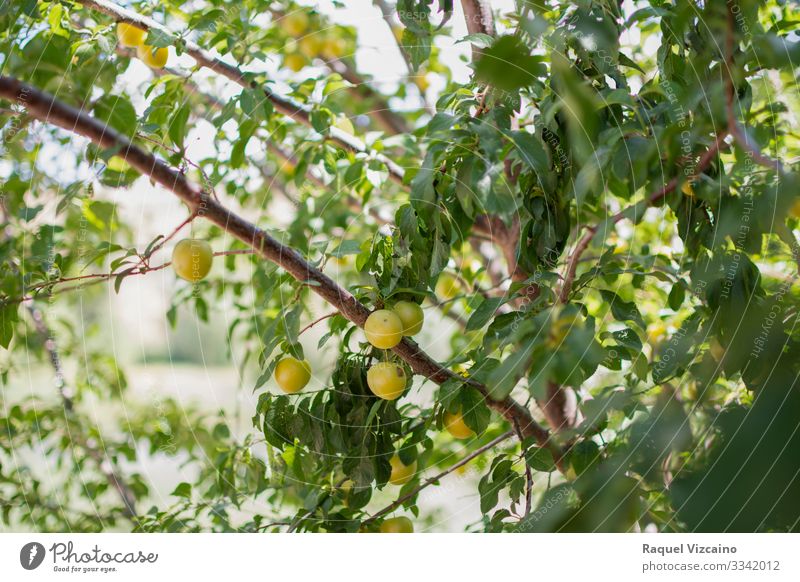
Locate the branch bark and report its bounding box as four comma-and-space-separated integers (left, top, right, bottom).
0, 76, 560, 463
461, 0, 495, 59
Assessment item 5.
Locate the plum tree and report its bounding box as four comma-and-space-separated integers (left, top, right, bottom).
1, 0, 799, 536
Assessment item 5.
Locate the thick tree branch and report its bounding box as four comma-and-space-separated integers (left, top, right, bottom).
0, 76, 560, 463
372, 0, 414, 73
461, 0, 495, 59
76, 0, 405, 184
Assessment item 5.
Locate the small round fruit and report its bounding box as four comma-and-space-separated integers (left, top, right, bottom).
710, 337, 726, 362
367, 362, 406, 400
444, 410, 474, 439
284, 12, 309, 36
172, 239, 213, 282
322, 36, 347, 59
137, 44, 168, 68
392, 301, 424, 336
364, 309, 404, 349
284, 53, 307, 72
116, 22, 146, 48
380, 516, 413, 533
298, 35, 324, 58
435, 273, 460, 300
388, 454, 417, 485
682, 181, 695, 197
274, 357, 311, 394
789, 198, 800, 219
647, 322, 667, 347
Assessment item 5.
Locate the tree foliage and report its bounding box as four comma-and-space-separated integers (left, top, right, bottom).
1, 0, 799, 532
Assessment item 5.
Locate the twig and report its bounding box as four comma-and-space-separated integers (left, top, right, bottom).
2, 250, 252, 306
558, 131, 728, 304
723, 4, 786, 175
512, 418, 533, 516
299, 312, 338, 335
363, 429, 515, 524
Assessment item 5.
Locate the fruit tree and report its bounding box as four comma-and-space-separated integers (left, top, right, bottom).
1, 0, 799, 533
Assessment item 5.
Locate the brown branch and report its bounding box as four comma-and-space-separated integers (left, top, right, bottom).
76, 0, 405, 184
372, 0, 414, 74
364, 429, 515, 524
512, 418, 533, 517
724, 4, 786, 175
25, 305, 138, 520
558, 131, 729, 304
0, 76, 560, 462
299, 311, 338, 336
460, 0, 495, 60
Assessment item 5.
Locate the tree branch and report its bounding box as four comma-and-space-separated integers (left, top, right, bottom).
460, 0, 495, 60
76, 0, 405, 184
364, 429, 515, 524
0, 76, 561, 464
724, 4, 786, 175
558, 131, 729, 304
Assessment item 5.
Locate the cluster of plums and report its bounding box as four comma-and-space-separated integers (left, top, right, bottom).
171, 239, 473, 532
116, 22, 168, 68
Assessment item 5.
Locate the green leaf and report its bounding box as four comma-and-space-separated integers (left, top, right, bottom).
93, 94, 138, 137
525, 446, 556, 472
475, 36, 546, 91
668, 282, 686, 311
600, 290, 646, 330
168, 103, 191, 150
510, 131, 549, 179
171, 482, 192, 498
145, 28, 174, 48
0, 304, 17, 349
465, 296, 505, 331
457, 33, 493, 49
